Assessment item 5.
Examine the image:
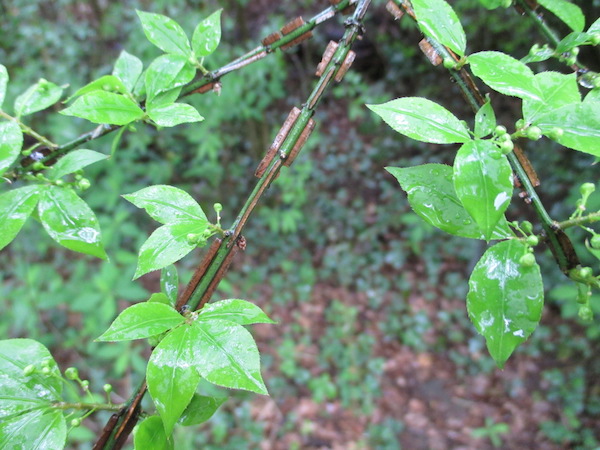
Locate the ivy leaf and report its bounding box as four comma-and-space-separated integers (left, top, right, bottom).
161, 265, 179, 306
474, 98, 496, 138
64, 75, 129, 103
147, 325, 200, 436
0, 120, 23, 177
453, 140, 513, 241
386, 164, 512, 240
469, 51, 543, 101
134, 222, 205, 279
538, 0, 585, 32
0, 339, 66, 450
145, 54, 195, 105
179, 394, 226, 426
411, 0, 466, 57
46, 149, 109, 180
192, 320, 268, 395
367, 98, 471, 144
38, 186, 107, 259
113, 50, 144, 93
123, 185, 207, 225
136, 10, 192, 57
467, 240, 544, 368
60, 91, 144, 125
198, 299, 276, 325
0, 185, 42, 251
192, 9, 222, 58
522, 72, 580, 124
148, 102, 204, 127
14, 79, 63, 117
0, 64, 8, 108
533, 103, 600, 156
134, 416, 174, 450
96, 303, 184, 342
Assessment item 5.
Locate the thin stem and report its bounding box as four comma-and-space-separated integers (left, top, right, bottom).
53, 401, 123, 412
559, 212, 600, 230
0, 110, 58, 149
514, 0, 560, 47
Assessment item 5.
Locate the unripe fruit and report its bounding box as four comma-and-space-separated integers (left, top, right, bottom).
515, 119, 525, 130
32, 161, 44, 171
579, 267, 593, 280
519, 253, 536, 267
443, 58, 456, 70
578, 305, 593, 321
186, 233, 199, 245
565, 55, 577, 66
23, 364, 36, 376
77, 178, 91, 190
500, 140, 514, 154
81, 380, 90, 389
591, 33, 600, 46
41, 367, 51, 375
54, 179, 65, 187
103, 383, 113, 393
571, 47, 580, 56
526, 235, 539, 246
213, 202, 223, 213
590, 235, 600, 249
521, 221, 533, 234
71, 418, 82, 427
494, 125, 507, 136
526, 126, 542, 141
65, 367, 79, 380
548, 127, 563, 140
580, 182, 595, 196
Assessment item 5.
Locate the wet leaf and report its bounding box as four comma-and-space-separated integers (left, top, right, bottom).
148, 102, 204, 127
161, 265, 179, 305
14, 79, 63, 117
453, 140, 513, 241
192, 320, 268, 395
64, 75, 129, 103
522, 72, 580, 124
179, 394, 226, 426
113, 50, 144, 93
134, 222, 205, 279
38, 186, 107, 259
147, 325, 200, 435
192, 9, 222, 58
386, 164, 512, 240
134, 416, 174, 450
556, 32, 589, 54
0, 64, 7, 108
198, 299, 276, 325
411, 0, 466, 56
368, 98, 471, 144
145, 54, 195, 105
47, 149, 109, 180
467, 240, 544, 367
96, 303, 184, 342
136, 10, 192, 57
474, 98, 496, 138
538, 0, 584, 32
0, 185, 42, 250
60, 91, 144, 125
0, 120, 23, 176
469, 51, 542, 101
0, 339, 66, 449
123, 185, 207, 225
533, 103, 600, 156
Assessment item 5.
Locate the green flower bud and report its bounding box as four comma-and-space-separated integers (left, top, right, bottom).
548, 127, 563, 140
81, 380, 90, 389
579, 267, 593, 280
499, 133, 512, 142
590, 33, 600, 46
500, 140, 514, 154
515, 119, 525, 130
580, 182, 595, 196
186, 233, 199, 245
494, 125, 507, 136
77, 178, 91, 190
529, 44, 540, 55
54, 179, 65, 187
74, 173, 83, 181
32, 161, 44, 171
103, 383, 113, 393
41, 367, 51, 375
64, 367, 79, 380
521, 221, 533, 234
566, 55, 577, 66
590, 235, 600, 249
526, 126, 542, 141
21, 149, 32, 156
443, 58, 456, 70
571, 47, 580, 56
519, 253, 536, 267
213, 202, 223, 213
526, 235, 539, 246
23, 364, 36, 376
578, 305, 593, 322
70, 418, 82, 427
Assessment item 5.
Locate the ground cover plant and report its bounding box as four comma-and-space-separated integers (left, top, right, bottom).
1, 0, 599, 448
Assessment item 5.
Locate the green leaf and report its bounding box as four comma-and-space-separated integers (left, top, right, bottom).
386, 164, 512, 240
38, 186, 107, 259
0, 120, 23, 176
474, 98, 496, 138
179, 394, 226, 426
0, 339, 67, 449
145, 54, 195, 105
148, 102, 204, 127
47, 149, 109, 180
589, 18, 600, 34
134, 222, 205, 279
148, 293, 171, 305
192, 9, 222, 58
556, 32, 589, 54
0, 185, 42, 250
585, 89, 600, 103
469, 51, 543, 101
14, 79, 63, 117
136, 10, 192, 57
161, 265, 179, 305
467, 240, 544, 367
123, 185, 207, 225
0, 64, 8, 108
411, 0, 466, 56
147, 325, 200, 435
453, 140, 513, 241
198, 299, 276, 325
134, 416, 174, 450
96, 303, 184, 341
150, 88, 182, 107
60, 91, 144, 125
192, 320, 268, 394
533, 103, 600, 156
520, 45, 554, 64
64, 75, 129, 103
522, 72, 580, 124
367, 98, 471, 144
538, 0, 585, 32
477, 0, 504, 9
113, 50, 144, 93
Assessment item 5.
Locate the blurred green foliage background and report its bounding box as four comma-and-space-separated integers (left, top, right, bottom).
1, 0, 599, 448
